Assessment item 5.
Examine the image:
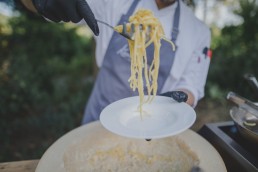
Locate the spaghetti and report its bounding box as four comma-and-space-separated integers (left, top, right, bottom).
115, 9, 175, 115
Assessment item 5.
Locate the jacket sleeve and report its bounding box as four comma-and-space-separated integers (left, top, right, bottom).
174, 26, 211, 107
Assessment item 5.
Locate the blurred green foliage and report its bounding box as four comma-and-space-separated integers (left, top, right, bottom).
207, 0, 258, 102
0, 10, 94, 161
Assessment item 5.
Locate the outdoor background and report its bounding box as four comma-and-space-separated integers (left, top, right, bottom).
1, 0, 258, 162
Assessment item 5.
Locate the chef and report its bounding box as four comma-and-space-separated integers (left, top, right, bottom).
20, 0, 211, 125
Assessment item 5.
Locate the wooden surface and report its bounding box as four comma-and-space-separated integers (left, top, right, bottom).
0, 160, 39, 172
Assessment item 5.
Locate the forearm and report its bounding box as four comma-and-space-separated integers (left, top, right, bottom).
20, 0, 37, 13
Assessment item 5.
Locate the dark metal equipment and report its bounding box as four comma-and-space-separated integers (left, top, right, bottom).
226, 92, 258, 144
199, 76, 258, 171
199, 122, 258, 172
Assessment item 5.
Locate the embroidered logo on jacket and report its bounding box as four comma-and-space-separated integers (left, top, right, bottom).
116, 44, 130, 60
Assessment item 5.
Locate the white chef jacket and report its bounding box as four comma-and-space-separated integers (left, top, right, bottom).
86, 0, 211, 107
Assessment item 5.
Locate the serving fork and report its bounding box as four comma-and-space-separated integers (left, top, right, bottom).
97, 19, 135, 40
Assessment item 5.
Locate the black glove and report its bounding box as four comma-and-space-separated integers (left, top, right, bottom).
32, 0, 99, 36
160, 91, 188, 103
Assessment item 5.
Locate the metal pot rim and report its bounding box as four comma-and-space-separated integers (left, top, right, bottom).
230, 106, 258, 144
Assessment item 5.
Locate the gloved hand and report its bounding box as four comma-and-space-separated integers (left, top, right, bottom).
160, 91, 188, 103
32, 0, 99, 36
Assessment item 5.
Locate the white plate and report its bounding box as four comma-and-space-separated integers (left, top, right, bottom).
100, 96, 196, 139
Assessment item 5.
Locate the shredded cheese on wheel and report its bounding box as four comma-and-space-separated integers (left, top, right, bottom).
115, 9, 175, 115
